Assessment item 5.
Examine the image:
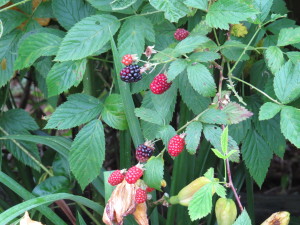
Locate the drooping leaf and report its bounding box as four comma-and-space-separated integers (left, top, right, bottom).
14, 33, 62, 70
280, 106, 300, 148
102, 94, 128, 130
111, 0, 137, 10
143, 156, 164, 190
55, 15, 120, 61
277, 27, 300, 46
70, 120, 105, 189
242, 129, 273, 187
187, 63, 217, 97
273, 61, 300, 104
46, 59, 87, 97
264, 46, 284, 74
222, 102, 253, 124
185, 122, 203, 154
149, 0, 189, 23
199, 109, 228, 125
45, 94, 103, 130
188, 183, 213, 221
233, 210, 251, 225
259, 102, 282, 120
167, 59, 188, 82
205, 0, 258, 30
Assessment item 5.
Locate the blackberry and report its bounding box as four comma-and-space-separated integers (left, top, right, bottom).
136, 142, 154, 163
120, 64, 142, 83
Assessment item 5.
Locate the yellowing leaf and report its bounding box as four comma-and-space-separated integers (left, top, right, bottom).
20, 211, 43, 225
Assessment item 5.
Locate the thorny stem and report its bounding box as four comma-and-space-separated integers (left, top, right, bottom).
176, 109, 209, 133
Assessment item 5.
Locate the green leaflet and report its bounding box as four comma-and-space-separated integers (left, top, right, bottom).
144, 156, 164, 190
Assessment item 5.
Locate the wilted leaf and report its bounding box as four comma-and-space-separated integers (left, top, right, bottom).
20, 212, 43, 225
133, 202, 149, 225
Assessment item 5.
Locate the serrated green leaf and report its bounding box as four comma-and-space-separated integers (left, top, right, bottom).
144, 156, 164, 190
187, 63, 217, 97
134, 108, 164, 125
152, 48, 180, 62
167, 59, 188, 81
14, 33, 61, 70
220, 40, 250, 61
52, 0, 95, 30
233, 210, 251, 225
111, 0, 137, 10
45, 94, 103, 130
0, 10, 27, 36
70, 120, 105, 189
46, 59, 87, 97
229, 120, 251, 145
199, 109, 228, 125
188, 183, 213, 221
277, 27, 300, 46
102, 94, 128, 130
204, 168, 214, 180
265, 46, 284, 74
190, 51, 220, 63
149, 0, 189, 23
274, 61, 300, 104
242, 129, 272, 187
213, 183, 226, 198
286, 51, 300, 64
174, 35, 209, 55
185, 122, 202, 154
118, 16, 154, 57
55, 15, 120, 61
280, 106, 300, 148
203, 125, 240, 162
32, 176, 70, 196
252, 0, 273, 23
205, 0, 258, 30
211, 148, 226, 159
178, 73, 211, 114
156, 125, 176, 146
221, 126, 228, 153
184, 0, 208, 11
266, 18, 296, 34
222, 102, 253, 124
259, 102, 282, 120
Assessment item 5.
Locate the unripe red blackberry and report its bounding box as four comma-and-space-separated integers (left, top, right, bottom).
120, 64, 142, 83
174, 28, 189, 41
108, 170, 125, 186
135, 188, 147, 204
125, 164, 144, 184
168, 134, 186, 157
136, 141, 154, 163
150, 73, 172, 94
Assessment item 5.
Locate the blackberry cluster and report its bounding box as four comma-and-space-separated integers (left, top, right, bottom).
120, 64, 142, 83
136, 144, 154, 162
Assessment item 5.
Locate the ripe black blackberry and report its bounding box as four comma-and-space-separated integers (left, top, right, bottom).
136, 142, 154, 163
120, 64, 142, 83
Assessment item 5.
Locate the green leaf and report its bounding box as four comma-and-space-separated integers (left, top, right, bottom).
277, 27, 300, 46
265, 46, 284, 74
203, 125, 240, 162
0, 10, 27, 36
55, 15, 120, 61
111, 0, 137, 10
188, 183, 213, 221
0, 0, 9, 7
103, 171, 115, 203
185, 122, 203, 154
221, 40, 250, 61
253, 0, 273, 23
134, 107, 164, 125
102, 94, 128, 130
149, 0, 189, 22
178, 73, 211, 114
118, 16, 154, 57
156, 125, 176, 146
46, 59, 87, 97
77, 212, 87, 225
233, 209, 251, 225
222, 102, 253, 124
199, 109, 228, 125
280, 106, 300, 148
242, 129, 273, 187
144, 156, 164, 190
45, 94, 103, 130
213, 183, 226, 198
229, 120, 251, 144
174, 35, 209, 55
187, 63, 217, 97
221, 126, 228, 153
211, 148, 226, 159
190, 51, 220, 63
274, 61, 300, 104
205, 0, 258, 30
259, 102, 282, 120
52, 0, 95, 30
286, 51, 300, 64
70, 120, 105, 189
14, 33, 62, 70
184, 0, 208, 11
167, 59, 188, 82
33, 176, 70, 196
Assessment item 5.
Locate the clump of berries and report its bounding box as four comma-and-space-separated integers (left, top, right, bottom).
136, 141, 155, 163
150, 73, 172, 95
174, 28, 189, 41
168, 134, 186, 157
135, 188, 147, 204
108, 170, 125, 186
120, 64, 142, 83
125, 165, 144, 184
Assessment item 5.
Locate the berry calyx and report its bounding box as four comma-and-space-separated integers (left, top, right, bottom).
168, 134, 186, 157
125, 165, 144, 184
135, 188, 147, 204
120, 65, 142, 83
174, 28, 189, 41
146, 187, 155, 193
108, 170, 125, 186
136, 141, 155, 163
150, 73, 172, 95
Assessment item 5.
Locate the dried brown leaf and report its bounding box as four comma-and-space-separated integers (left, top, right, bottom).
20, 211, 43, 225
